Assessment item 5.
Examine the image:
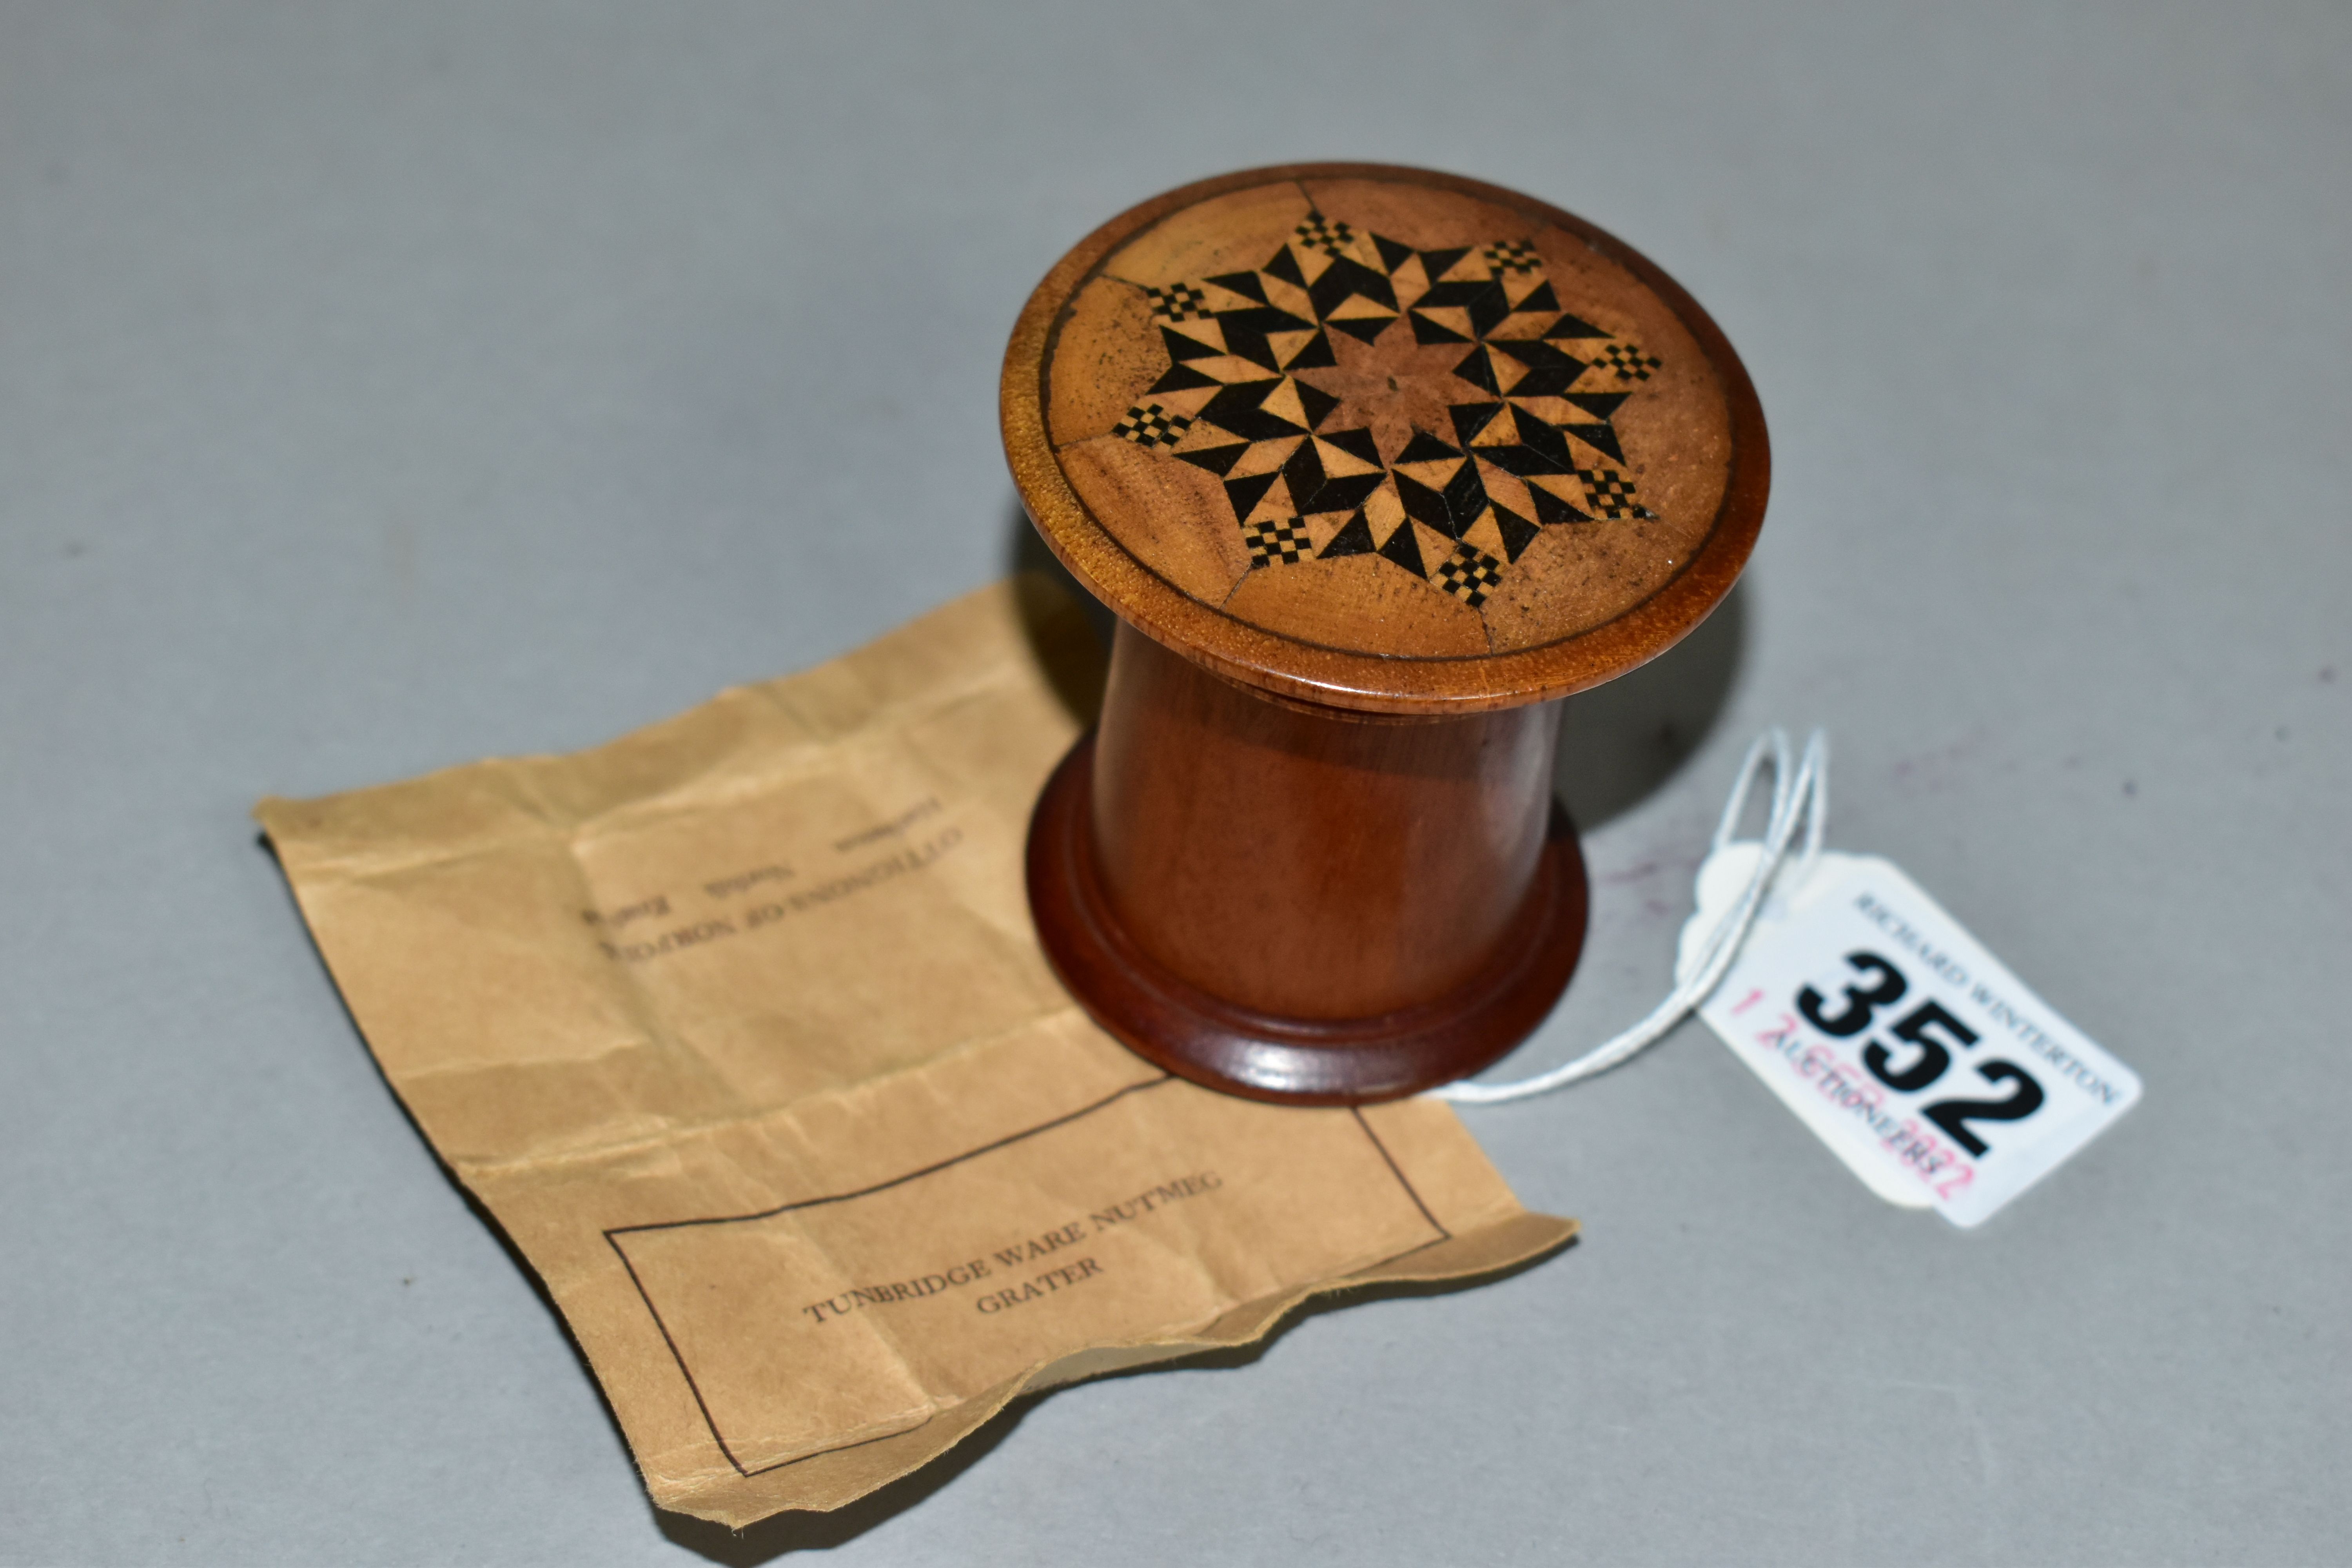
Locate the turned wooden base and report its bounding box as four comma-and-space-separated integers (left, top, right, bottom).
1028, 735, 1588, 1104
1026, 626, 1590, 1106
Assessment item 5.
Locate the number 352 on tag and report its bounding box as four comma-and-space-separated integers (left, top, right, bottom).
1684, 850, 2140, 1228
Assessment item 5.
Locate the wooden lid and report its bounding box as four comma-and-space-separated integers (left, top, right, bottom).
1002, 164, 1768, 715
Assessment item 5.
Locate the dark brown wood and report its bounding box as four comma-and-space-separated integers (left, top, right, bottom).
1005, 165, 1764, 1102
1026, 622, 1587, 1104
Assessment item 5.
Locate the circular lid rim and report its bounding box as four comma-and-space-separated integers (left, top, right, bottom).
1001, 161, 1769, 716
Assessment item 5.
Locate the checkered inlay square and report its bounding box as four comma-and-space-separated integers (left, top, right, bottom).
1244, 517, 1312, 568
1111, 403, 1193, 449
1601, 342, 1662, 381
1435, 542, 1504, 606
1294, 214, 1356, 258
1573, 466, 1656, 520
1482, 240, 1540, 276
1143, 281, 1210, 322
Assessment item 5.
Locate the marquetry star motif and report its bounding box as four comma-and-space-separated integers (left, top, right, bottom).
1110, 214, 1664, 610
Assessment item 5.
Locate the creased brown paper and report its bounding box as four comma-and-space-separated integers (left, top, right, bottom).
256, 576, 1575, 1527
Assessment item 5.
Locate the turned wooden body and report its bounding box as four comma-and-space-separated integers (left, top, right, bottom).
1093, 624, 1559, 1019
1025, 621, 1589, 1103
1005, 165, 1766, 1103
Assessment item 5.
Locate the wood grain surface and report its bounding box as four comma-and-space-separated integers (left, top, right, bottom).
1004, 163, 1769, 715
1025, 621, 1588, 1104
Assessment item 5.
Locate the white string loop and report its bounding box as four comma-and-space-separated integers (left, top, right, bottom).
1433, 726, 1830, 1106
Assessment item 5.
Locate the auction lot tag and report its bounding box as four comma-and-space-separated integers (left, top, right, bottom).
1679, 848, 2140, 1227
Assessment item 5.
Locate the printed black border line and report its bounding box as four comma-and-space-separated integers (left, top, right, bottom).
603, 1073, 1172, 1476
609, 1074, 1174, 1240
606, 1075, 1448, 1478
1350, 1106, 1452, 1243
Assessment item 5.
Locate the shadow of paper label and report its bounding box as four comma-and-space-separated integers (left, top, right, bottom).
611, 1077, 1445, 1475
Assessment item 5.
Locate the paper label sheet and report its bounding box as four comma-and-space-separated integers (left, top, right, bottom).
257, 577, 1574, 1526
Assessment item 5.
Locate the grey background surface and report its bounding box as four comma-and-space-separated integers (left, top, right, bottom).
2, 4, 2347, 1563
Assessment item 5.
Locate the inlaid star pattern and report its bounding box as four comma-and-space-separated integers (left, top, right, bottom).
1109, 212, 1662, 602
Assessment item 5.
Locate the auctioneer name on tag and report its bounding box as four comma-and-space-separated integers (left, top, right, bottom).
1678, 847, 2140, 1228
